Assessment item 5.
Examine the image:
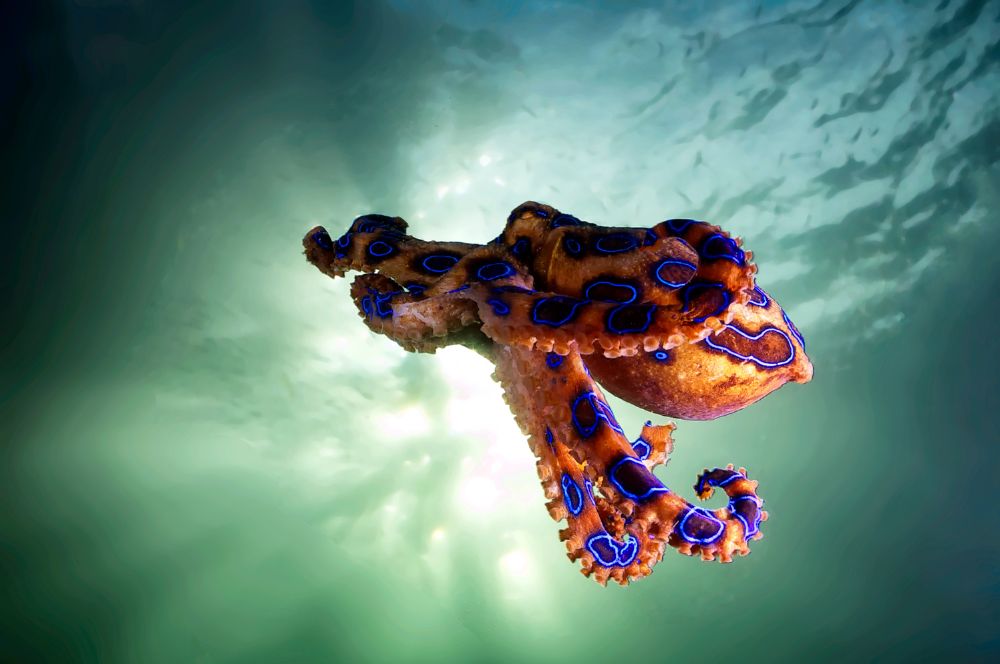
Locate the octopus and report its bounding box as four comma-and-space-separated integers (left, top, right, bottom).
302, 201, 813, 585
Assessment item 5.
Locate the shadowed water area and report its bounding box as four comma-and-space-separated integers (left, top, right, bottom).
3, 0, 999, 662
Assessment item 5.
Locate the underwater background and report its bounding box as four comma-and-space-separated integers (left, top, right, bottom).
3, 0, 999, 661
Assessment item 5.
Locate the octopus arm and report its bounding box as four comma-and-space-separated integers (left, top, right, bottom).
347, 273, 481, 354
303, 220, 478, 292
492, 344, 766, 585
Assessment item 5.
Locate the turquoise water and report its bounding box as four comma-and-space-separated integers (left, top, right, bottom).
3, 1, 998, 661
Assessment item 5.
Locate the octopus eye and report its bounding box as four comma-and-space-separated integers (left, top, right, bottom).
311, 229, 333, 251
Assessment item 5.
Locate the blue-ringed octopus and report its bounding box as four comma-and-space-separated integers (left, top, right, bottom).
303, 201, 813, 585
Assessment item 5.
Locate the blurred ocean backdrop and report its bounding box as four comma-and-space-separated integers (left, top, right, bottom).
3, 0, 999, 662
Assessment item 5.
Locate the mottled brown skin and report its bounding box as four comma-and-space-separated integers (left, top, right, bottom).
302, 201, 813, 584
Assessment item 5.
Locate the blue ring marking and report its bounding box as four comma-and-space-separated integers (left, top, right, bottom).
631, 437, 651, 460
570, 391, 624, 438
368, 240, 395, 257
563, 235, 583, 257
681, 282, 731, 323
701, 233, 746, 266
719, 472, 745, 486
586, 534, 619, 567
617, 535, 639, 565
486, 298, 510, 316
544, 427, 554, 447
531, 296, 587, 327
665, 219, 697, 235
405, 283, 426, 296
476, 261, 515, 281
571, 393, 600, 438
783, 310, 806, 348
545, 352, 564, 369
652, 259, 697, 288
676, 507, 726, 545
728, 495, 763, 539
606, 304, 656, 335
420, 254, 460, 273
749, 286, 770, 308
533, 207, 550, 218
593, 233, 639, 254
694, 469, 745, 496
586, 533, 640, 567
651, 350, 670, 363
643, 228, 658, 246
607, 456, 670, 502
374, 294, 394, 318
704, 325, 795, 368
583, 280, 639, 304
511, 237, 531, 260
360, 295, 373, 318
446, 284, 470, 294
311, 230, 333, 251
336, 232, 352, 249
561, 474, 585, 516
584, 478, 595, 504
551, 213, 582, 227
593, 396, 624, 434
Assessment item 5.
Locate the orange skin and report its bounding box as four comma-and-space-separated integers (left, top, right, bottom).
302, 201, 813, 584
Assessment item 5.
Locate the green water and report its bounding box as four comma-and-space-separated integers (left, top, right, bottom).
3, 1, 998, 662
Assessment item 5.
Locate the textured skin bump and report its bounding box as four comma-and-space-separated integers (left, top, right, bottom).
302, 201, 811, 584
